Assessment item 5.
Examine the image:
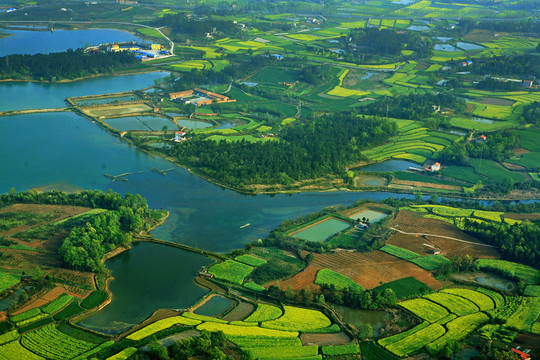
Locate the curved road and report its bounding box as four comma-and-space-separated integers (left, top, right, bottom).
389, 226, 496, 248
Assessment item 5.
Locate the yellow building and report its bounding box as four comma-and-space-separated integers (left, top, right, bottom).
151, 44, 161, 51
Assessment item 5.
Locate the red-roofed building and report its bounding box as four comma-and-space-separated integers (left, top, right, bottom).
174, 131, 186, 142
512, 349, 531, 360
479, 134, 487, 142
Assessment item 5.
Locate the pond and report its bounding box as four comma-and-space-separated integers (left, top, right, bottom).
0, 71, 169, 111
452, 272, 517, 292
0, 28, 142, 56
215, 122, 235, 129
104, 115, 176, 132
176, 119, 213, 129
471, 117, 495, 124
433, 36, 452, 42
355, 174, 386, 187
434, 44, 460, 52
361, 72, 376, 80
407, 25, 430, 31
358, 160, 418, 172
0, 286, 30, 311
333, 305, 391, 337
292, 218, 351, 242
349, 209, 388, 223
194, 296, 233, 317
456, 42, 484, 51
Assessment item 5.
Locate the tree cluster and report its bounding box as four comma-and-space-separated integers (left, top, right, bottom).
469, 54, 540, 77
0, 49, 138, 81
359, 93, 465, 120
463, 219, 540, 268
165, 114, 397, 187
476, 78, 523, 91
522, 101, 540, 125
344, 28, 432, 57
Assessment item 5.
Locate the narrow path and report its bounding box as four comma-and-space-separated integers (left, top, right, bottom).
133, 236, 228, 260
389, 227, 496, 248
0, 108, 67, 117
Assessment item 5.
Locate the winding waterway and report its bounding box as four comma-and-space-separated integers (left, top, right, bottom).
0, 29, 418, 333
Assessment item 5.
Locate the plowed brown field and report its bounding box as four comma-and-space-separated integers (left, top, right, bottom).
387, 210, 499, 258
278, 250, 441, 291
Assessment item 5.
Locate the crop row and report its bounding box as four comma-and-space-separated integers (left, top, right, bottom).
423, 292, 479, 316
16, 313, 50, 327
208, 260, 254, 284
0, 341, 43, 360
245, 304, 283, 322
182, 312, 228, 324
11, 308, 41, 323
261, 306, 332, 332
399, 298, 449, 323
80, 291, 108, 310
440, 288, 494, 311
321, 343, 360, 356
42, 294, 73, 314
410, 255, 450, 271
426, 313, 489, 355
379, 321, 429, 347
21, 324, 96, 359
476, 288, 505, 308
380, 244, 419, 260
524, 285, 540, 297
0, 331, 18, 346
127, 316, 202, 341
235, 255, 266, 267
504, 297, 540, 332
385, 323, 445, 357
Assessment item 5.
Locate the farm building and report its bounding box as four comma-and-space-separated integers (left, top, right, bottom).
512, 349, 531, 360
169, 88, 236, 106
425, 162, 441, 172
523, 80, 534, 89
174, 131, 186, 142
478, 134, 487, 142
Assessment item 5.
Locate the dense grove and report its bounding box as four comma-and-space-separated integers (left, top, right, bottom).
0, 49, 138, 81
165, 114, 397, 187
476, 78, 523, 91
469, 54, 540, 77
435, 131, 519, 164
522, 102, 540, 125
359, 93, 465, 120
344, 28, 432, 57
463, 219, 540, 268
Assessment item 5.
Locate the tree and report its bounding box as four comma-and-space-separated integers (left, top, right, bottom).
32, 266, 44, 281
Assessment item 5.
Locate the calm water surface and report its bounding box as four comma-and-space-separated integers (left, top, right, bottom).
0, 28, 141, 56
0, 110, 414, 330
0, 72, 169, 111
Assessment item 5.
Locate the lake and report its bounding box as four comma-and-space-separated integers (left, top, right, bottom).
0, 71, 169, 111
0, 28, 141, 56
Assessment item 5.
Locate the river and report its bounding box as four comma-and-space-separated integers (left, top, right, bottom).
0, 29, 416, 333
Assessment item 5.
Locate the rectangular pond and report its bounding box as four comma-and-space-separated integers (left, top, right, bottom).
194, 295, 233, 317
293, 218, 350, 242
104, 116, 176, 131
349, 209, 388, 223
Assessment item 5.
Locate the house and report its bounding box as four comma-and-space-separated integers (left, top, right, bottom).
150, 44, 161, 51
523, 80, 534, 89
174, 131, 186, 142
479, 134, 487, 142
272, 54, 284, 60
432, 248, 441, 255
426, 162, 441, 172
512, 349, 531, 360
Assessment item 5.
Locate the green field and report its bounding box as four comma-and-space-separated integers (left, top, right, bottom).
360, 341, 400, 360
196, 322, 299, 347
440, 288, 494, 311
0, 340, 44, 360
42, 294, 73, 315
247, 345, 319, 359
292, 218, 350, 242
244, 281, 266, 292
504, 296, 540, 332
379, 244, 419, 260
127, 316, 201, 341
524, 285, 540, 297
261, 306, 331, 331
321, 343, 360, 356
80, 291, 108, 310
399, 298, 449, 323
0, 272, 21, 292
372, 277, 431, 299
245, 304, 283, 322
208, 260, 254, 284
235, 254, 267, 267
385, 323, 445, 357
315, 269, 364, 292
423, 292, 479, 316
21, 324, 98, 359
474, 259, 540, 284
378, 321, 430, 347
410, 255, 451, 271
425, 313, 489, 355
476, 287, 505, 308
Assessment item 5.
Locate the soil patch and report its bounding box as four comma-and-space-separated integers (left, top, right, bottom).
414, 62, 430, 71
281, 251, 442, 291
84, 104, 152, 117
503, 162, 526, 170
300, 332, 351, 346
388, 211, 499, 259
221, 301, 255, 321
479, 97, 515, 106
513, 148, 531, 156
392, 179, 462, 191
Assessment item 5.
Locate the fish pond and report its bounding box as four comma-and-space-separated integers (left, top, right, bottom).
348, 209, 388, 223
193, 296, 233, 317
334, 306, 391, 337
292, 218, 351, 242
104, 115, 176, 131
358, 160, 418, 172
